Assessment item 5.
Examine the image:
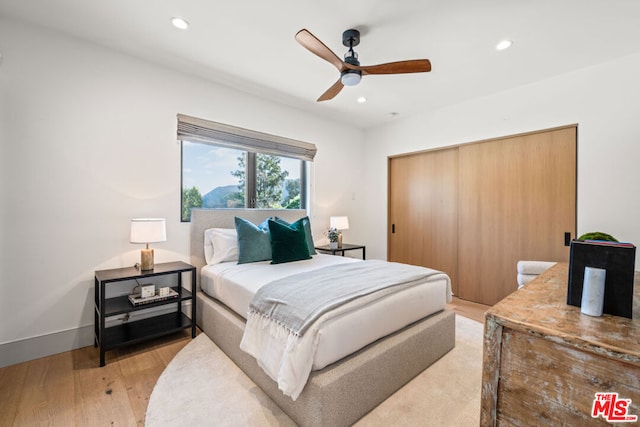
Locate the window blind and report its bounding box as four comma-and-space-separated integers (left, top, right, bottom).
177, 114, 317, 162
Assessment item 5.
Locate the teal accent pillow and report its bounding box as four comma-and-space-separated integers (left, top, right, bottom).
268, 219, 312, 264
274, 216, 317, 255
234, 217, 272, 264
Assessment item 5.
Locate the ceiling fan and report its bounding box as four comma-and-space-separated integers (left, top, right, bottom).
295, 28, 432, 102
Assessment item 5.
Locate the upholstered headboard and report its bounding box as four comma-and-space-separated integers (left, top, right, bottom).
189, 208, 308, 289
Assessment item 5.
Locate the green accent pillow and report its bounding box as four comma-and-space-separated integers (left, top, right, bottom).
234, 217, 272, 264
274, 216, 317, 255
268, 219, 312, 264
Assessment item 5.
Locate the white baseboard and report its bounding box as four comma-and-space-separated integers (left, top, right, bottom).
0, 302, 192, 368
0, 324, 94, 368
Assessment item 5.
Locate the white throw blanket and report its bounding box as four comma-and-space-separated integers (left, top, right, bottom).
239, 260, 450, 400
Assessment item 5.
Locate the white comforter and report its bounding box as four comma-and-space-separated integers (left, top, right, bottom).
200, 255, 451, 400
239, 260, 451, 400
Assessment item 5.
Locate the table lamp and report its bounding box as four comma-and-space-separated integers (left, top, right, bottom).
130, 218, 166, 270
330, 216, 349, 248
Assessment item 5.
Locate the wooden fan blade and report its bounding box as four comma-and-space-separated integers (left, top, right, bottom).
296, 29, 345, 72
317, 79, 344, 102
349, 59, 432, 75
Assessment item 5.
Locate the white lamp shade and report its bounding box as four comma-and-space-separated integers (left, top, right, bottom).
130, 218, 167, 244
330, 216, 349, 230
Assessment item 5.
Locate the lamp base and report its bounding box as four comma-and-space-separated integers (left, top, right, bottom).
140, 248, 154, 271
338, 233, 343, 248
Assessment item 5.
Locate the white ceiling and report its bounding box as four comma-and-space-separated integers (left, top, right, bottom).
2, 0, 640, 129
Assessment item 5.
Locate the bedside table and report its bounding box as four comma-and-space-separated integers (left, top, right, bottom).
315, 243, 366, 259
94, 261, 196, 367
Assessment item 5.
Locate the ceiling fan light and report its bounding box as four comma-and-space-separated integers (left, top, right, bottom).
341, 71, 361, 86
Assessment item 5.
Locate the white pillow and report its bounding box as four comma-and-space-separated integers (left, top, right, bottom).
204, 228, 239, 265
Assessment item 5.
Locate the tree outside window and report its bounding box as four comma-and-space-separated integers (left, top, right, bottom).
181, 142, 305, 221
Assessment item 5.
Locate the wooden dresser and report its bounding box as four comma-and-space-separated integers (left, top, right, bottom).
481, 262, 640, 425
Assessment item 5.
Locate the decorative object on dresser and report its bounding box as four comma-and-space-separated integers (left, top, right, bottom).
329, 215, 349, 248
482, 262, 640, 425
567, 237, 636, 318
130, 218, 167, 270
94, 261, 196, 367
580, 266, 606, 317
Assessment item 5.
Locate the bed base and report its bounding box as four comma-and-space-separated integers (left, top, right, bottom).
196, 293, 455, 427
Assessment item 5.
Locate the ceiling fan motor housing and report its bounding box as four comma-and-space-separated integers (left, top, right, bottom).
344, 52, 359, 66
342, 29, 360, 47
341, 28, 362, 85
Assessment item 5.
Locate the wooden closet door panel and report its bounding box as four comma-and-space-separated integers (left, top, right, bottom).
388, 155, 414, 263
457, 127, 576, 305
388, 148, 459, 294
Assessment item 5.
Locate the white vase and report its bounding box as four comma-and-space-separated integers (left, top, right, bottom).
329, 241, 338, 249
581, 266, 606, 317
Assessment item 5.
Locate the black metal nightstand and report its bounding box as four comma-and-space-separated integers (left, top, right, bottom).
94, 261, 196, 366
315, 243, 366, 260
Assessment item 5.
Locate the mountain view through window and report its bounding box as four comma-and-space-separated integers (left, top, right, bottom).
181, 141, 304, 221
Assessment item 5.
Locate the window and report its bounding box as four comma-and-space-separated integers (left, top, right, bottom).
181, 143, 307, 221
178, 114, 316, 222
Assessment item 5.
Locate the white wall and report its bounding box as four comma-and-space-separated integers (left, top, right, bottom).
363, 52, 640, 265
0, 18, 365, 366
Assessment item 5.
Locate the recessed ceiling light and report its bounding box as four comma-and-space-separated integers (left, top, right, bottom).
496, 40, 512, 51
171, 17, 190, 30
357, 96, 367, 104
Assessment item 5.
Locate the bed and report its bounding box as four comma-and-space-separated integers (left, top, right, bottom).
191, 208, 455, 427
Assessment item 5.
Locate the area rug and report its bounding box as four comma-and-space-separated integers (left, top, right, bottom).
145, 315, 483, 426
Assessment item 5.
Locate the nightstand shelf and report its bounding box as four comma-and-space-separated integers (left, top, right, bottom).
315, 243, 366, 259
94, 261, 196, 366
102, 287, 192, 317
102, 312, 193, 350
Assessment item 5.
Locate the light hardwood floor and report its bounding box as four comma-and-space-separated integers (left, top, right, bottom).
446, 296, 491, 323
0, 297, 488, 426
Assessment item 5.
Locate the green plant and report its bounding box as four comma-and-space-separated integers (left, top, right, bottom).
578, 231, 618, 242
326, 227, 339, 242
182, 186, 203, 222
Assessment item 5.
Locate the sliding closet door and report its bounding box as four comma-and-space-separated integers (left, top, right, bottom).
388, 148, 459, 294
457, 126, 576, 305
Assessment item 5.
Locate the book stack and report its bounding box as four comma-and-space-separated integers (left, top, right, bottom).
567, 239, 636, 318
128, 288, 179, 306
